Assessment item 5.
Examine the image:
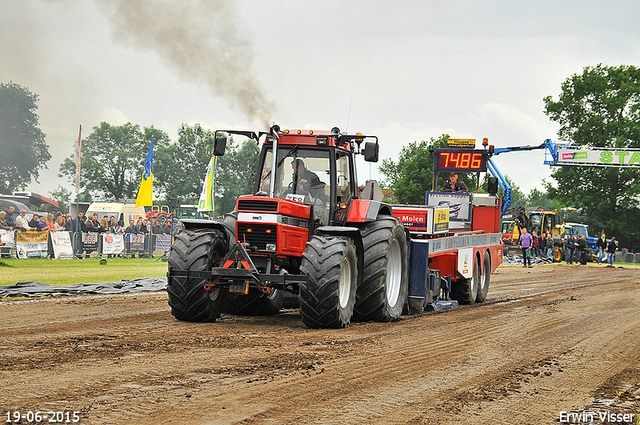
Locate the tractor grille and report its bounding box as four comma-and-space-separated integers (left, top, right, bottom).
238, 199, 278, 212
237, 222, 277, 250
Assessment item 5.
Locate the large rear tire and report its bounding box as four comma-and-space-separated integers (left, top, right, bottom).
223, 288, 285, 316
167, 229, 227, 322
476, 254, 490, 303
299, 236, 357, 329
451, 254, 480, 305
353, 217, 409, 322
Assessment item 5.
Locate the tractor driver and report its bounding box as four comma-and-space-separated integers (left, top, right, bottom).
443, 172, 468, 192
291, 159, 322, 191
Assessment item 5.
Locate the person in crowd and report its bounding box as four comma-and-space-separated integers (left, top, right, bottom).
5, 205, 16, 229
545, 233, 553, 258
142, 219, 151, 235
565, 233, 577, 264
14, 220, 27, 233
111, 220, 124, 235
596, 232, 607, 265
171, 215, 180, 236
577, 234, 589, 265
85, 214, 101, 233
442, 172, 469, 192
539, 232, 547, 258
0, 211, 11, 231
108, 216, 117, 230
531, 231, 539, 257
124, 220, 137, 234
45, 214, 56, 231
519, 227, 533, 268
163, 219, 172, 234
99, 217, 109, 233
152, 218, 166, 235
28, 213, 40, 230
16, 209, 30, 230
69, 211, 86, 233
54, 215, 66, 231
607, 236, 617, 266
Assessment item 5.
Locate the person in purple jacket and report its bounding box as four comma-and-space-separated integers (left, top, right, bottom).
519, 227, 534, 268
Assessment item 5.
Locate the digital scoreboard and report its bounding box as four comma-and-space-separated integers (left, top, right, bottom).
434, 149, 488, 173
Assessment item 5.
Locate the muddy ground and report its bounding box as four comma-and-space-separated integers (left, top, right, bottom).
1, 263, 639, 425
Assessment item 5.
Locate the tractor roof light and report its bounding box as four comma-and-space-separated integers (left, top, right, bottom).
317, 136, 328, 145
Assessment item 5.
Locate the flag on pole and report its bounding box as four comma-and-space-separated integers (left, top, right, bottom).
198, 156, 215, 211
73, 125, 82, 194
135, 137, 154, 207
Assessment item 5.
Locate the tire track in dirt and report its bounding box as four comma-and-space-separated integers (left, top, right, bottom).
1, 265, 639, 424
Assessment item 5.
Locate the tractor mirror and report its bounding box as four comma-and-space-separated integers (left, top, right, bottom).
214, 136, 227, 156
363, 141, 379, 162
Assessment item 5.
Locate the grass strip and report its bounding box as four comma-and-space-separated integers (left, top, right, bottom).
0, 257, 168, 286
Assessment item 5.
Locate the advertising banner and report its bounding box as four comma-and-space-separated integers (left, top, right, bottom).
155, 234, 172, 252
16, 231, 49, 259
0, 229, 15, 247
82, 233, 99, 254
426, 192, 472, 222
51, 231, 74, 259
129, 234, 145, 252
556, 147, 640, 167
102, 233, 125, 255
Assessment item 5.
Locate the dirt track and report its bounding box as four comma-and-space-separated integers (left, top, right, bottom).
2, 264, 640, 425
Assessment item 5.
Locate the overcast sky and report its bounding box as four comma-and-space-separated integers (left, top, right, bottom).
2, 0, 639, 200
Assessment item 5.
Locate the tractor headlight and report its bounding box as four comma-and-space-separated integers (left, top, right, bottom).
266, 243, 276, 251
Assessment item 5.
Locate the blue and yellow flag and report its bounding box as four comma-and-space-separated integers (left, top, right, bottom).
135, 137, 154, 207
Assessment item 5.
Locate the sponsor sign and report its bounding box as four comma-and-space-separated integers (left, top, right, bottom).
0, 229, 15, 247
155, 234, 172, 252
16, 231, 49, 259
51, 231, 74, 259
426, 192, 472, 221
557, 147, 640, 167
102, 233, 125, 255
129, 234, 145, 252
447, 138, 476, 148
82, 232, 99, 253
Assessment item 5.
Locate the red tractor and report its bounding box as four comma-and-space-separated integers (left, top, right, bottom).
166, 126, 503, 328
167, 125, 409, 328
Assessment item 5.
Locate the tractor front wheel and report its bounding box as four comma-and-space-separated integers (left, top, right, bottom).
299, 236, 357, 328
354, 217, 409, 322
167, 229, 227, 322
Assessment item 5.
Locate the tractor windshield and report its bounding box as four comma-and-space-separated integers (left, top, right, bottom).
259, 147, 331, 207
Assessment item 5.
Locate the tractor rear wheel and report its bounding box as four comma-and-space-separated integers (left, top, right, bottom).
476, 254, 490, 303
223, 288, 285, 316
452, 254, 480, 304
167, 229, 227, 322
353, 217, 408, 322
299, 236, 357, 328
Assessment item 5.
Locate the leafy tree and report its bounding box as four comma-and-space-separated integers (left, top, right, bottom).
526, 184, 559, 211
543, 64, 640, 249
59, 122, 170, 201
49, 185, 72, 214
0, 82, 51, 193
502, 175, 527, 209
154, 123, 217, 202
379, 135, 449, 204
154, 124, 260, 215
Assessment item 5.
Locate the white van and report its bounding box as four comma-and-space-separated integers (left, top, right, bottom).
85, 202, 146, 224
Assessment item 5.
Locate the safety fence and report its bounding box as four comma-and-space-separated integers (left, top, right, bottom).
0, 230, 172, 259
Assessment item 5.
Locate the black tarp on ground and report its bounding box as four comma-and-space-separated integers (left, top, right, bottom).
0, 278, 167, 298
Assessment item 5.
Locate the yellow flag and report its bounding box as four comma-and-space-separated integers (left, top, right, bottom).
135, 137, 154, 207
